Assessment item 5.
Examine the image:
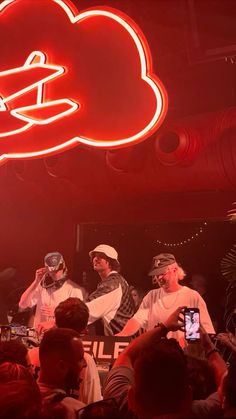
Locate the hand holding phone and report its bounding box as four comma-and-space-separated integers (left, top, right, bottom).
184, 308, 200, 342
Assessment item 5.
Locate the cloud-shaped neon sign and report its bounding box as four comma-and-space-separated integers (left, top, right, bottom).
0, 0, 168, 164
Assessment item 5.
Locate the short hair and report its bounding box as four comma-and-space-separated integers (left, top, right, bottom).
186, 355, 216, 399
134, 339, 188, 417
0, 380, 41, 419
0, 362, 34, 383
54, 298, 89, 333
0, 340, 28, 367
107, 257, 121, 273
39, 327, 81, 365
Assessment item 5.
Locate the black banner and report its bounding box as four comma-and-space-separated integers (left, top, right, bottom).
81, 335, 131, 363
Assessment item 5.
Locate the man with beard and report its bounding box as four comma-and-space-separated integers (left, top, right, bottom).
19, 252, 83, 329
86, 244, 134, 335
38, 328, 86, 418
118, 253, 214, 348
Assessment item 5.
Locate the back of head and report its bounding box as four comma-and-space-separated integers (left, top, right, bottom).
186, 355, 216, 400
0, 339, 28, 367
0, 379, 41, 419
54, 298, 89, 334
0, 361, 34, 383
133, 339, 189, 417
39, 327, 81, 367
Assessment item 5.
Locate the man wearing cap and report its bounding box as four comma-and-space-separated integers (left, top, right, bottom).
19, 252, 83, 329
118, 253, 215, 347
86, 244, 134, 335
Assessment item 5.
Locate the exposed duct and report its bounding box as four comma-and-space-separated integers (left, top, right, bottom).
154, 107, 236, 166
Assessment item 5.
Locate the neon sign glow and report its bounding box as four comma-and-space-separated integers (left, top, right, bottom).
0, 0, 168, 164
0, 50, 78, 137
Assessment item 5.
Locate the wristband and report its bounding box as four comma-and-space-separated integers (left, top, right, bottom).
206, 348, 219, 358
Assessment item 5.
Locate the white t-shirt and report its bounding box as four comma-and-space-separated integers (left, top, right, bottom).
20, 280, 83, 328
133, 286, 215, 347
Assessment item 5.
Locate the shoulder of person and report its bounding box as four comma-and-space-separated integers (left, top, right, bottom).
61, 396, 85, 411
101, 273, 122, 289
146, 288, 161, 300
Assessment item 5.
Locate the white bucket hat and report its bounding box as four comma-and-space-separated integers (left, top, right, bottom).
89, 244, 118, 261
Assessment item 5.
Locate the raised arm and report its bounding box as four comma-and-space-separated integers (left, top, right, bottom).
200, 325, 227, 389
18, 268, 45, 310
116, 317, 142, 336
114, 306, 185, 369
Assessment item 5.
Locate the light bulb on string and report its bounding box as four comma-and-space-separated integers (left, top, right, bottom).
156, 222, 207, 247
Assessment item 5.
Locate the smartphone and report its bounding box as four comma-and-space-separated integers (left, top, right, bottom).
0, 325, 11, 341
10, 325, 28, 337
184, 308, 200, 342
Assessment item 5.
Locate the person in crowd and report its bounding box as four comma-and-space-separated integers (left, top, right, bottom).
117, 253, 215, 348
129, 286, 145, 312
0, 361, 43, 417
188, 323, 227, 418
77, 398, 119, 419
104, 306, 192, 419
29, 297, 102, 404
0, 267, 16, 324
186, 355, 216, 401
221, 354, 236, 417
104, 308, 226, 419
190, 274, 208, 297
0, 360, 35, 383
0, 379, 42, 419
38, 328, 86, 419
190, 273, 219, 329
18, 252, 83, 329
86, 244, 134, 335
0, 339, 30, 369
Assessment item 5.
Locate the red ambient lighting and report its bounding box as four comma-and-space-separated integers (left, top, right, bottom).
0, 0, 168, 164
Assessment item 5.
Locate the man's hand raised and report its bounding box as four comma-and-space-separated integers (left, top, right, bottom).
163, 306, 186, 332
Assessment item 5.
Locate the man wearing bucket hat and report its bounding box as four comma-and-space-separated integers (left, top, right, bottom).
86, 244, 134, 335
19, 252, 83, 329
118, 253, 215, 347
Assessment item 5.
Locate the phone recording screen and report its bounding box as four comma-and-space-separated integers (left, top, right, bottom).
0, 326, 11, 342
184, 309, 200, 341
10, 325, 28, 337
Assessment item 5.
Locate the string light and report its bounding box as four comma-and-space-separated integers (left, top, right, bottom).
227, 202, 236, 222
156, 222, 207, 247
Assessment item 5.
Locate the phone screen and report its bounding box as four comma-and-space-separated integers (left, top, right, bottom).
0, 326, 11, 341
10, 325, 28, 337
184, 308, 200, 341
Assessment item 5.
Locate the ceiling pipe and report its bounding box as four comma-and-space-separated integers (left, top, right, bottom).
154, 107, 236, 166
151, 128, 236, 191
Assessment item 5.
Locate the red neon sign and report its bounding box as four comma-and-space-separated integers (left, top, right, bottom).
0, 0, 168, 164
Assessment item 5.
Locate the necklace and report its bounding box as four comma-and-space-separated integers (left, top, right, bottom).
160, 288, 181, 310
